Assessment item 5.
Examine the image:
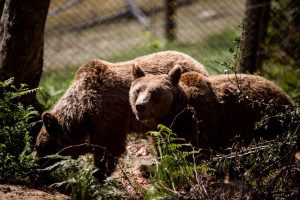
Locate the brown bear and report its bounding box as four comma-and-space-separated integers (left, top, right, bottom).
129, 65, 292, 150
35, 51, 208, 178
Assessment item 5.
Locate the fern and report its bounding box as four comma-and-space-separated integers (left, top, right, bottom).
43, 155, 125, 200
142, 124, 213, 199
0, 78, 39, 183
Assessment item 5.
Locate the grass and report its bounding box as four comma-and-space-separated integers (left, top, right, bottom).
46, 0, 164, 31
43, 0, 245, 71
37, 67, 77, 110
46, 0, 245, 31
41, 0, 299, 107
38, 26, 241, 109
261, 62, 300, 99
3, 1, 299, 199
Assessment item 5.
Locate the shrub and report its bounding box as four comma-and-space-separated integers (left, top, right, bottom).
263, 0, 300, 99
207, 31, 300, 199
0, 78, 40, 183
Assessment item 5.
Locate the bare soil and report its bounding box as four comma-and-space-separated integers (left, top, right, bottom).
0, 185, 69, 200
111, 135, 155, 199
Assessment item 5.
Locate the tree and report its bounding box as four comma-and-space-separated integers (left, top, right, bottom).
0, 0, 50, 105
165, 0, 177, 42
239, 0, 271, 73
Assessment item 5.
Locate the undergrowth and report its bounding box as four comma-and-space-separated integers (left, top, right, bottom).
141, 125, 214, 199
138, 114, 298, 199
0, 78, 40, 183
42, 155, 124, 200
1, 20, 298, 199
39, 28, 299, 199
135, 26, 300, 199
205, 27, 300, 199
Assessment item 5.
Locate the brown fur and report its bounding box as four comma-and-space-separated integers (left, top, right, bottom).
129, 65, 292, 150
35, 51, 208, 178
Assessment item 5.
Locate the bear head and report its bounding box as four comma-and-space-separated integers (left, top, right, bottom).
129, 64, 182, 123
35, 112, 78, 158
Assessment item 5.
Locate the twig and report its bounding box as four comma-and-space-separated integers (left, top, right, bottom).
211, 132, 298, 162
117, 160, 140, 195
265, 149, 297, 199
156, 182, 186, 196
41, 142, 89, 168
192, 147, 209, 199
262, 127, 299, 173
170, 108, 186, 129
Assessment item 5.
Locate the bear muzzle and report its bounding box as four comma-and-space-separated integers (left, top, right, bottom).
136, 102, 146, 113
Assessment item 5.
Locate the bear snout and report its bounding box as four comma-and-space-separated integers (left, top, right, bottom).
136, 102, 146, 113
134, 102, 150, 120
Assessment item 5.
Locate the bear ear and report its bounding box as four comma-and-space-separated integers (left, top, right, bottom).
168, 64, 182, 85
42, 112, 59, 137
132, 63, 146, 80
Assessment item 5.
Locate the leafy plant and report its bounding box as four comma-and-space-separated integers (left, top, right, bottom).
0, 78, 40, 183
209, 105, 299, 198
37, 68, 77, 110
43, 155, 125, 200
142, 31, 163, 53
142, 124, 213, 199
209, 26, 300, 199
265, 0, 299, 68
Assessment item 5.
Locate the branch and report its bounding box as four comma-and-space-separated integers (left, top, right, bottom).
265, 150, 296, 199
124, 0, 149, 26
73, 0, 195, 30
192, 147, 209, 199
48, 0, 83, 18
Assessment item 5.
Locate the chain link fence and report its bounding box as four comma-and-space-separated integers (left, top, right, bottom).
44, 0, 246, 74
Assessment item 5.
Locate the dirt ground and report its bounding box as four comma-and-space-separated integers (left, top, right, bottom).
0, 136, 154, 200
0, 185, 69, 200
111, 135, 156, 199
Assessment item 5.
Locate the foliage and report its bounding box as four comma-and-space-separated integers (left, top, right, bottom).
208, 31, 300, 199
37, 68, 77, 110
208, 102, 299, 199
262, 62, 300, 100
137, 30, 299, 199
140, 108, 299, 199
141, 125, 213, 199
263, 0, 300, 99
139, 102, 298, 199
142, 31, 164, 53
43, 155, 125, 200
265, 0, 300, 68
0, 78, 40, 183
35, 20, 299, 199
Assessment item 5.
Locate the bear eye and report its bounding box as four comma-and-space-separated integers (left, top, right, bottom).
135, 88, 140, 95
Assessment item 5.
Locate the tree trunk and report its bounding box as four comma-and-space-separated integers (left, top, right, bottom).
239, 0, 271, 73
0, 0, 50, 105
165, 0, 177, 42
